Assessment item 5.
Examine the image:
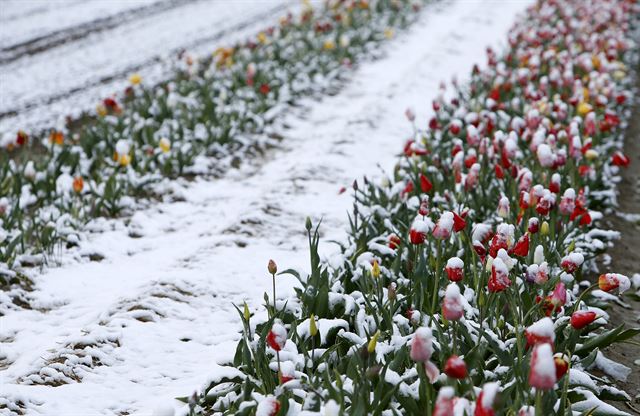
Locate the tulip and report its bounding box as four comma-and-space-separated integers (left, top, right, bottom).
410, 327, 434, 362
452, 211, 466, 232
560, 252, 584, 274
611, 151, 630, 167
570, 310, 597, 330
559, 188, 576, 215
529, 343, 556, 390
433, 212, 454, 239
525, 317, 555, 348
598, 273, 630, 294
488, 257, 511, 293
445, 257, 464, 282
388, 234, 402, 250
73, 176, 84, 194
528, 218, 539, 234
159, 138, 171, 153
368, 330, 380, 353
553, 353, 569, 379
444, 355, 467, 379
419, 173, 433, 193
497, 196, 510, 218
16, 130, 28, 146
511, 233, 529, 257
129, 73, 142, 85
267, 322, 287, 351
475, 382, 499, 416
434, 386, 455, 416
442, 283, 464, 321
256, 397, 280, 416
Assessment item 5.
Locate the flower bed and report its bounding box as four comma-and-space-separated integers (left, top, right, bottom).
190, 0, 639, 414
0, 0, 426, 284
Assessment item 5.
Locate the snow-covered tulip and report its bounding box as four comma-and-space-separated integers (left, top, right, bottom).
256, 396, 280, 416
598, 273, 630, 294
559, 189, 576, 215
445, 257, 464, 282
553, 353, 569, 379
526, 262, 549, 285
266, 323, 287, 352
549, 282, 566, 309
475, 382, 499, 416
434, 386, 455, 416
488, 257, 511, 293
537, 143, 554, 168
525, 317, 555, 348
279, 361, 295, 384
444, 355, 467, 379
410, 327, 439, 383
528, 217, 539, 234
432, 211, 454, 240
159, 137, 171, 153
497, 196, 510, 218
611, 151, 630, 167
570, 310, 597, 329
518, 406, 534, 416
529, 343, 556, 390
410, 327, 434, 362
324, 400, 340, 416
560, 252, 584, 274
442, 283, 464, 321
410, 218, 430, 244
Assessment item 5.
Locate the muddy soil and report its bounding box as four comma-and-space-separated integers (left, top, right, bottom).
596, 80, 640, 413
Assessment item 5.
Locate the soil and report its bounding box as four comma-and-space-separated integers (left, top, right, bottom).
596, 78, 640, 414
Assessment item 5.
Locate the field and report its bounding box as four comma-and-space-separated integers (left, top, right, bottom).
0, 1, 639, 415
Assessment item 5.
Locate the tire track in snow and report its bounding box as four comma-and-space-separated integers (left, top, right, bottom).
0, 0, 294, 135
0, 1, 532, 414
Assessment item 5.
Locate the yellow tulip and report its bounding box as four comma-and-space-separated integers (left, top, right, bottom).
367, 330, 380, 353
159, 138, 171, 153
577, 102, 592, 117
129, 73, 142, 85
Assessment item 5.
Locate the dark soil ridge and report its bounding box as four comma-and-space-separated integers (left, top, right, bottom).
596, 73, 640, 414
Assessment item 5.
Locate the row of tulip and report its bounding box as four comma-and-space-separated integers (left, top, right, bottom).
189, 0, 638, 414
0, 0, 426, 285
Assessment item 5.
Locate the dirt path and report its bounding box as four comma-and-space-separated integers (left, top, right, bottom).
597, 77, 640, 413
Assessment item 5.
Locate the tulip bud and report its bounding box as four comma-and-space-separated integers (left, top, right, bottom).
368, 330, 380, 353
256, 397, 281, 416
371, 260, 380, 279
540, 221, 550, 235
266, 322, 287, 351
388, 283, 397, 301
434, 387, 455, 416
309, 314, 318, 337
305, 216, 312, 231
445, 257, 464, 282
243, 302, 250, 321
268, 259, 277, 275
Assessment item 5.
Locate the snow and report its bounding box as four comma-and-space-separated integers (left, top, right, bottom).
527, 317, 555, 341
0, 0, 531, 414
446, 257, 463, 269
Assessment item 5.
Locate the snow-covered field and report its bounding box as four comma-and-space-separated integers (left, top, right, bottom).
0, 1, 531, 414
0, 0, 296, 139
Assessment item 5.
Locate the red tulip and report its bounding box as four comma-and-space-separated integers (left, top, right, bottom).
529, 343, 556, 390
433, 212, 454, 240
488, 258, 511, 293
452, 211, 466, 232
553, 353, 569, 379
388, 234, 402, 250
560, 252, 584, 274
474, 382, 499, 416
266, 323, 287, 352
444, 355, 467, 379
445, 257, 464, 282
420, 173, 433, 193
256, 397, 280, 416
570, 310, 597, 329
511, 234, 530, 257
525, 317, 555, 348
434, 387, 456, 416
442, 283, 464, 321
611, 151, 630, 167
598, 273, 630, 293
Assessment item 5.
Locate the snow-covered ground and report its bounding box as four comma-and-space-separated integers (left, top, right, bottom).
0, 0, 296, 139
0, 1, 531, 414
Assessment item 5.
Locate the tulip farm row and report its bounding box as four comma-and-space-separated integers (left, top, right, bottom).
0, 0, 426, 287
184, 0, 639, 415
